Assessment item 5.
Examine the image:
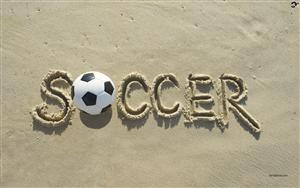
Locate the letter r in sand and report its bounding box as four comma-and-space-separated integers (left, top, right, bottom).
220, 74, 261, 133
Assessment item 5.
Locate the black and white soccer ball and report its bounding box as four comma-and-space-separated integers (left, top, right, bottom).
71, 71, 115, 115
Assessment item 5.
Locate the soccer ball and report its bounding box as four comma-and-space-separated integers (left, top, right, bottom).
71, 71, 115, 115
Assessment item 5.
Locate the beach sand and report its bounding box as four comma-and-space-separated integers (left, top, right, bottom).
1, 1, 299, 187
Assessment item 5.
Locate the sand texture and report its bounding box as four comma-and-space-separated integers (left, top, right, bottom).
1, 1, 299, 187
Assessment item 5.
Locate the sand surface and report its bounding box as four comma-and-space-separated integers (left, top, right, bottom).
1, 1, 299, 187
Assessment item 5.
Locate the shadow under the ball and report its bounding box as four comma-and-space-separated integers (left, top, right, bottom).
79, 108, 112, 129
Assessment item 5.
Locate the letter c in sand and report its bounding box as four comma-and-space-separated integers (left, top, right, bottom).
116, 72, 152, 120
150, 73, 182, 118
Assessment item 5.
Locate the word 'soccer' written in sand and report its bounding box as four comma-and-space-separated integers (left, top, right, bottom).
31, 70, 261, 133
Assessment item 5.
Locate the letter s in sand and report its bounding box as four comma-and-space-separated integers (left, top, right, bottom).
31, 70, 75, 127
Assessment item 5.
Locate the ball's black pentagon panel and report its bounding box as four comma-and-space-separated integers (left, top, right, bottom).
81, 73, 95, 82
104, 81, 114, 95
71, 86, 74, 99
82, 92, 97, 106
101, 104, 111, 113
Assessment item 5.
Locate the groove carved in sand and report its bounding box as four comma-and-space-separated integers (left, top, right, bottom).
30, 70, 75, 127
219, 73, 261, 133
32, 71, 261, 133
183, 74, 217, 123
150, 73, 182, 118
116, 72, 152, 120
